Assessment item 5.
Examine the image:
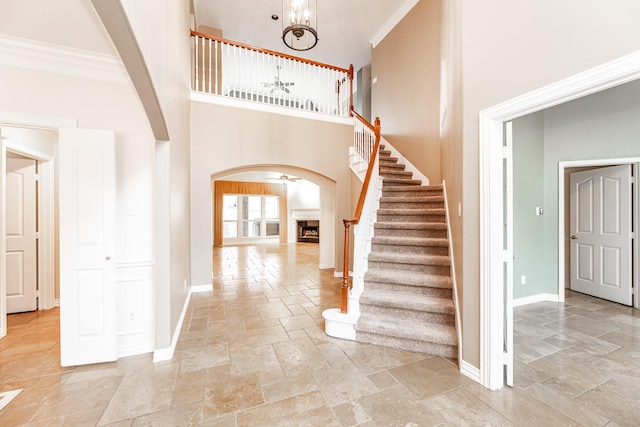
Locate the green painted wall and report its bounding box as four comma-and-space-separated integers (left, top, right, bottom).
512, 112, 547, 299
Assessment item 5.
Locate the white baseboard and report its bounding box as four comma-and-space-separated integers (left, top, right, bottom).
0, 389, 23, 412
153, 289, 192, 363
191, 283, 213, 293
460, 359, 481, 383
513, 293, 560, 307
117, 346, 153, 359
333, 271, 353, 278
54, 299, 60, 307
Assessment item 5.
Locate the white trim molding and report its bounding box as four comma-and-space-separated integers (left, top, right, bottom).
479, 49, 640, 391
0, 389, 22, 412
191, 283, 213, 293
0, 34, 128, 84
442, 180, 463, 365
153, 287, 192, 363
513, 293, 561, 308
460, 360, 481, 383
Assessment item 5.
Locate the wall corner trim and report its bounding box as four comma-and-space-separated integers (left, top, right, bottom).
153, 288, 192, 363
370, 0, 420, 48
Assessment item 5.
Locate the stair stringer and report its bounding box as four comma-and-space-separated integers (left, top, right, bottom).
442, 180, 462, 363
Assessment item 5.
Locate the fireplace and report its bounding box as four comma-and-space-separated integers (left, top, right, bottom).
297, 220, 319, 243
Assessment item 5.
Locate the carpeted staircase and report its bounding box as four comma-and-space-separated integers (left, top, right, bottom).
355, 145, 458, 360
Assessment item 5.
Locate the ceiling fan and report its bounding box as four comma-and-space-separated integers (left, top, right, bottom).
267, 173, 302, 182
261, 66, 295, 93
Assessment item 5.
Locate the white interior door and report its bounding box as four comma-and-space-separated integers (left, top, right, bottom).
570, 165, 632, 305
59, 128, 117, 366
5, 157, 37, 313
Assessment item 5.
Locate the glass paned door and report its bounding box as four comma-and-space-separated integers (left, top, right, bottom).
222, 194, 238, 237
265, 196, 280, 236
222, 194, 280, 241
240, 196, 262, 238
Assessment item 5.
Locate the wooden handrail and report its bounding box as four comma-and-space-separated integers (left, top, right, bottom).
341, 111, 381, 313
191, 30, 352, 74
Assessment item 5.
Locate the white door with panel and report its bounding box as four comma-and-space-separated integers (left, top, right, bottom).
570, 165, 632, 306
6, 157, 37, 313
59, 128, 117, 366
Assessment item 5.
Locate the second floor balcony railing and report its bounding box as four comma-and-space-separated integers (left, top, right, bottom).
191, 31, 353, 117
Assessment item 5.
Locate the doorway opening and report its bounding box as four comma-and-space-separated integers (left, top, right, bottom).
479, 51, 640, 390
1, 124, 58, 339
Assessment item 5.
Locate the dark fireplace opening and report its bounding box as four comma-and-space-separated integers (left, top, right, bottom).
297, 220, 319, 243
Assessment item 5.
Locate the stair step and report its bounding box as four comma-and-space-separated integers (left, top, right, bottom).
365, 268, 452, 290
380, 196, 444, 203
379, 156, 399, 164
379, 196, 444, 210
371, 236, 449, 256
374, 222, 447, 238
356, 312, 457, 358
382, 178, 422, 186
361, 290, 454, 315
368, 252, 450, 275
383, 184, 443, 193
380, 170, 414, 180
378, 162, 405, 171
379, 149, 392, 156
377, 208, 446, 223
369, 252, 450, 266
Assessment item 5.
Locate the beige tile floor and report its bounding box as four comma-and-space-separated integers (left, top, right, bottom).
0, 243, 639, 426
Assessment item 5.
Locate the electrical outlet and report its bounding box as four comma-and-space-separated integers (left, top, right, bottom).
129, 312, 135, 322
521, 275, 526, 285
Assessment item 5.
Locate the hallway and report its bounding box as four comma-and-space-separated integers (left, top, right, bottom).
0, 243, 638, 425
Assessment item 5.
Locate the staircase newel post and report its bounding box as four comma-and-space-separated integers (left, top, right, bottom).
341, 220, 351, 314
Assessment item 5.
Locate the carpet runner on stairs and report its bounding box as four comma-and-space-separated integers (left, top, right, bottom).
355, 145, 458, 360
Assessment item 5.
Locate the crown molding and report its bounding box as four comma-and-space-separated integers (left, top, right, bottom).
370, 0, 420, 49
0, 34, 129, 84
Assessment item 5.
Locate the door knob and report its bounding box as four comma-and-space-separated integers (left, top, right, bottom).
106, 256, 111, 260
570, 235, 578, 240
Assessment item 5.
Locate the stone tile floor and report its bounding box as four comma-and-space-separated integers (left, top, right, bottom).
0, 243, 639, 425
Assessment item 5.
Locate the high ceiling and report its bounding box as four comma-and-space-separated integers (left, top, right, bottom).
193, 0, 415, 72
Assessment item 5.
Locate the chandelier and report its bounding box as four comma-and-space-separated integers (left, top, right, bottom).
282, 0, 318, 51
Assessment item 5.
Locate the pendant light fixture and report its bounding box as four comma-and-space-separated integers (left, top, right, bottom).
282, 0, 318, 51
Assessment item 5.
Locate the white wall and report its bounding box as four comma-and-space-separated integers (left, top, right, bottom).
190, 100, 353, 287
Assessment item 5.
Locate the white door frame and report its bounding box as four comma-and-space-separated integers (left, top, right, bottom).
559, 159, 639, 308
0, 112, 77, 338
479, 50, 640, 390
